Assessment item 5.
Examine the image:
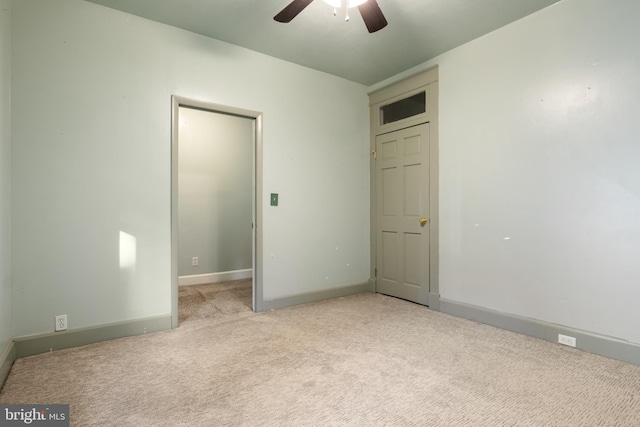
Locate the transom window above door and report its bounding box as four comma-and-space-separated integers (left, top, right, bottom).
380, 91, 426, 125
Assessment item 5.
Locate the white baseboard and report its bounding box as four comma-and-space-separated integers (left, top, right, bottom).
179, 269, 253, 286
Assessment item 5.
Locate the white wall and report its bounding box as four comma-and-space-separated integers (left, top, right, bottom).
374, 0, 640, 344
11, 0, 370, 337
0, 0, 12, 349
178, 107, 253, 276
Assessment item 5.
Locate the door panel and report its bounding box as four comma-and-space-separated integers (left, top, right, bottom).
403, 164, 421, 215
382, 168, 398, 216
381, 231, 398, 281
404, 233, 421, 285
376, 124, 430, 305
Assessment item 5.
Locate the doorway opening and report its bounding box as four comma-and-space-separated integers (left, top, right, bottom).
171, 97, 264, 328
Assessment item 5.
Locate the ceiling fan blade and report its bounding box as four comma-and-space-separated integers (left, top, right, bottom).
274, 0, 315, 23
357, 0, 388, 33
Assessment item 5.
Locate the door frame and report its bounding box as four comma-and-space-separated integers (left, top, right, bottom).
170, 96, 264, 328
368, 66, 440, 309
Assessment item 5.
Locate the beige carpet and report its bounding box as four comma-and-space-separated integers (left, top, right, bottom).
2, 291, 640, 426
178, 279, 253, 325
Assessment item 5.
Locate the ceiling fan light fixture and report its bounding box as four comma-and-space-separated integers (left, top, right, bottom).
274, 0, 387, 33
323, 0, 368, 9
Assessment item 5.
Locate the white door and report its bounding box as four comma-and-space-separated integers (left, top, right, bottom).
376, 123, 430, 305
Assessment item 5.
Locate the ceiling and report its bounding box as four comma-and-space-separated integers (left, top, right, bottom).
84, 0, 560, 86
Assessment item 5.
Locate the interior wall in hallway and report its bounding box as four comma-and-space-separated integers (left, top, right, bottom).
178, 107, 253, 277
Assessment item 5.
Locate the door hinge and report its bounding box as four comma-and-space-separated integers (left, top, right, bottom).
372, 150, 377, 160
374, 268, 377, 277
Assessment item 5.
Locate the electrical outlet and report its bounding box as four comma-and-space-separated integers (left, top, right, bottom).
558, 334, 576, 347
55, 314, 67, 332
192, 256, 199, 267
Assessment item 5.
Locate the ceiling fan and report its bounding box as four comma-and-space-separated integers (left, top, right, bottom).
274, 0, 388, 33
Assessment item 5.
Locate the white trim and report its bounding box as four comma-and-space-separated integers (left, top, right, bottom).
178, 269, 253, 286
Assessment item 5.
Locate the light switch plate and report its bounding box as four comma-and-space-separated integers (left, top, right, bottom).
270, 193, 278, 206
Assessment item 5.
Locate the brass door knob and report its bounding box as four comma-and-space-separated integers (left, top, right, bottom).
419, 217, 428, 226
